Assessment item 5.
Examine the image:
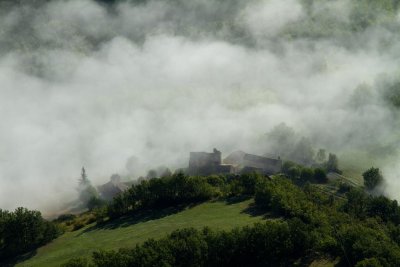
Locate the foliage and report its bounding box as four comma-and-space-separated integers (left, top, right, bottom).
363, 167, 384, 190
355, 258, 383, 267
315, 149, 326, 163
87, 196, 107, 211
282, 161, 327, 183
78, 167, 100, 210
291, 137, 315, 165
54, 214, 77, 223
300, 167, 314, 183
0, 207, 61, 260
254, 177, 321, 224
314, 168, 328, 183
107, 172, 264, 219
326, 153, 341, 174
22, 173, 400, 266
64, 220, 315, 267
20, 199, 262, 266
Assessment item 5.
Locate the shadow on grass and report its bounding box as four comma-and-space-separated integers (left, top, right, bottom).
3, 250, 38, 267
80, 203, 200, 235
241, 202, 281, 220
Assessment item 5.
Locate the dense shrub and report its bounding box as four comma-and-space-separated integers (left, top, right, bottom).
300, 167, 314, 182
339, 222, 400, 266
0, 207, 62, 260
314, 168, 328, 183
254, 177, 320, 224
343, 188, 400, 224
363, 167, 384, 191
107, 173, 220, 218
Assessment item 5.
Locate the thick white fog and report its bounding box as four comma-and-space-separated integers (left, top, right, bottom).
1, 0, 400, 212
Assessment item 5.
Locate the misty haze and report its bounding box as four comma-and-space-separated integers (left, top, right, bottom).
1, 0, 399, 212
2, 0, 400, 266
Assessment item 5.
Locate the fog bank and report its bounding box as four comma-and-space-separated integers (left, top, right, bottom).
1, 0, 400, 211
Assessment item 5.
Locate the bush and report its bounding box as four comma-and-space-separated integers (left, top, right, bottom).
72, 221, 85, 231
254, 177, 320, 224
0, 207, 61, 260
339, 223, 400, 266
106, 173, 220, 219
314, 168, 328, 183
338, 182, 352, 194
326, 153, 341, 173
282, 161, 297, 175
363, 167, 383, 190
287, 166, 301, 179
300, 167, 314, 182
54, 214, 76, 223
87, 197, 106, 211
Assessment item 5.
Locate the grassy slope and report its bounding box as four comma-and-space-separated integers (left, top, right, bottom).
17, 199, 264, 267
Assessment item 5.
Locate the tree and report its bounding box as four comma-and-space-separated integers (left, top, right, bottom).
291, 137, 314, 165
326, 153, 340, 173
315, 149, 326, 163
146, 169, 158, 179
300, 167, 314, 182
79, 167, 89, 186
287, 166, 301, 180
77, 167, 99, 209
363, 167, 383, 190
266, 123, 297, 159
282, 161, 296, 175
314, 168, 328, 183
0, 207, 61, 260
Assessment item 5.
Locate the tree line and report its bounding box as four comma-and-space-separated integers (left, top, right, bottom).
105, 172, 261, 220
0, 207, 62, 261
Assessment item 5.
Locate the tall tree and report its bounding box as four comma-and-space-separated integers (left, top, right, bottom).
77, 167, 99, 208
326, 153, 340, 173
363, 167, 383, 190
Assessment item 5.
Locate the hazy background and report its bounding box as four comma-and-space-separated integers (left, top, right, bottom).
1, 0, 400, 212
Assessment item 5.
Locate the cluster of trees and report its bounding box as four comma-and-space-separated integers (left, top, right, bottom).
65, 176, 400, 266
0, 207, 61, 261
106, 173, 262, 219
363, 167, 384, 190
78, 167, 106, 211
343, 188, 400, 223
266, 123, 341, 173
281, 161, 328, 184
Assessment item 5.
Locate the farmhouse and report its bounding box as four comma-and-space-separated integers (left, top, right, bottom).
188, 148, 233, 175
188, 148, 282, 176
224, 150, 282, 175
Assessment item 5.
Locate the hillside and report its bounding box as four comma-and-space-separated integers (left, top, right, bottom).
16, 199, 264, 267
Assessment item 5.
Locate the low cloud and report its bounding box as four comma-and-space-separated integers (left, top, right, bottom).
0, 0, 400, 212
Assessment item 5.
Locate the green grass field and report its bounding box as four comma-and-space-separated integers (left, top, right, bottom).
16, 198, 264, 267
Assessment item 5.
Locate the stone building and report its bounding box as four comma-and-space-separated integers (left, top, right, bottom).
223, 151, 282, 175
188, 148, 233, 175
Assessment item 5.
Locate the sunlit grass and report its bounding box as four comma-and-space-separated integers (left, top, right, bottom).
16, 199, 264, 267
